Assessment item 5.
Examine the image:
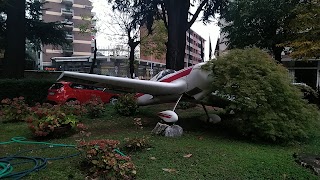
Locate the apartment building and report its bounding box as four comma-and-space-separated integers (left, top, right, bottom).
185, 29, 205, 66
140, 28, 205, 67
40, 0, 94, 70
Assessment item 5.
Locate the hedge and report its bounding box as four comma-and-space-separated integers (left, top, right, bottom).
0, 79, 54, 105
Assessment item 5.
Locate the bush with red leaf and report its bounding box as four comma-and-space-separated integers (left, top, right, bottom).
62, 100, 88, 116
26, 103, 79, 137
78, 139, 136, 179
0, 97, 30, 122
84, 96, 106, 118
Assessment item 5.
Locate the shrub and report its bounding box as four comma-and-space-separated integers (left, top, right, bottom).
293, 83, 318, 104
204, 48, 320, 143
0, 79, 53, 105
62, 100, 88, 117
114, 94, 138, 116
0, 97, 30, 122
123, 136, 150, 152
26, 103, 80, 137
79, 139, 136, 179
177, 101, 197, 110
84, 96, 105, 118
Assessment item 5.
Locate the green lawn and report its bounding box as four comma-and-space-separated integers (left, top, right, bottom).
0, 104, 319, 179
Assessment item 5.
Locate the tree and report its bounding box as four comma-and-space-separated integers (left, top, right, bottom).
25, 1, 69, 51
205, 48, 320, 143
110, 0, 225, 70
103, 1, 141, 78
280, 0, 320, 59
220, 0, 300, 62
77, 14, 97, 74
140, 20, 167, 60
0, 0, 69, 78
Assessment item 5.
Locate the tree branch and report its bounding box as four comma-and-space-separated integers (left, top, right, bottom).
133, 40, 140, 48
186, 0, 208, 30
160, 2, 168, 30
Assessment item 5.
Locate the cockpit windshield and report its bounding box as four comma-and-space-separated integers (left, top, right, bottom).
150, 69, 176, 81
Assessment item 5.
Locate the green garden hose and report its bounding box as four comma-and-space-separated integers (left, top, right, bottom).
0, 161, 13, 178
0, 136, 75, 147
0, 137, 78, 179
0, 137, 126, 179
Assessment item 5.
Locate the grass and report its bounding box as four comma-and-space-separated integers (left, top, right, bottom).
1, 103, 320, 179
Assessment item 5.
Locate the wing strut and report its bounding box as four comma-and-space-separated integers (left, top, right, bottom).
201, 103, 222, 124
172, 94, 183, 112
201, 103, 210, 123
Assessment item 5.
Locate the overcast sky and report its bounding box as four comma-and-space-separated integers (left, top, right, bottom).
91, 0, 220, 61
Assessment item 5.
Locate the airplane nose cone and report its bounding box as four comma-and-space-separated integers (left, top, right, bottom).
157, 110, 178, 123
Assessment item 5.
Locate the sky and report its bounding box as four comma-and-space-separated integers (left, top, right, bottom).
91, 0, 220, 61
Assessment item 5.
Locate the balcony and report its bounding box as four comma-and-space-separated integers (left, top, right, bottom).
62, 46, 73, 56
61, 19, 73, 30
61, 8, 74, 18
65, 34, 74, 42
61, 0, 73, 5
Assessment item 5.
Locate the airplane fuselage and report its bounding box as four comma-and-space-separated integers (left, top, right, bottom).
136, 62, 212, 106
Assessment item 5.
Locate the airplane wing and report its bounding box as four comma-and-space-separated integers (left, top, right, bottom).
57, 71, 188, 96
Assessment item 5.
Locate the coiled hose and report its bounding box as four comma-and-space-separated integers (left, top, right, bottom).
0, 137, 79, 179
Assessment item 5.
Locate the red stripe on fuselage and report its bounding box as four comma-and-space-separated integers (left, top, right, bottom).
161, 67, 192, 83
135, 67, 193, 98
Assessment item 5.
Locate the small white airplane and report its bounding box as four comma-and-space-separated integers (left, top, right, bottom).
57, 62, 228, 123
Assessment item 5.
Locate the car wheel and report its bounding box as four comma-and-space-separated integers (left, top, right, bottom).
109, 97, 118, 105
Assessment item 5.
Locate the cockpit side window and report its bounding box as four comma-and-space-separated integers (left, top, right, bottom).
151, 69, 176, 81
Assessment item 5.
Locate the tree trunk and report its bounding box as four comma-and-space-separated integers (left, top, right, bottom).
166, 0, 189, 70
128, 40, 140, 79
129, 46, 135, 78
89, 39, 97, 74
2, 0, 26, 79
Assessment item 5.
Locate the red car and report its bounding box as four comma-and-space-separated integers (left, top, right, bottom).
46, 81, 119, 104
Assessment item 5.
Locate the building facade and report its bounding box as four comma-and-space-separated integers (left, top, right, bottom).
140, 28, 205, 67
40, 0, 94, 70
185, 29, 205, 66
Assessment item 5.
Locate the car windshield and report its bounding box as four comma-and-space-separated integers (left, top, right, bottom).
50, 83, 64, 89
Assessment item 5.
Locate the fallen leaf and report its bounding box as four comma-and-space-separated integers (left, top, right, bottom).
162, 168, 177, 173
198, 136, 203, 140
150, 157, 156, 160
183, 154, 192, 158
86, 132, 92, 137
